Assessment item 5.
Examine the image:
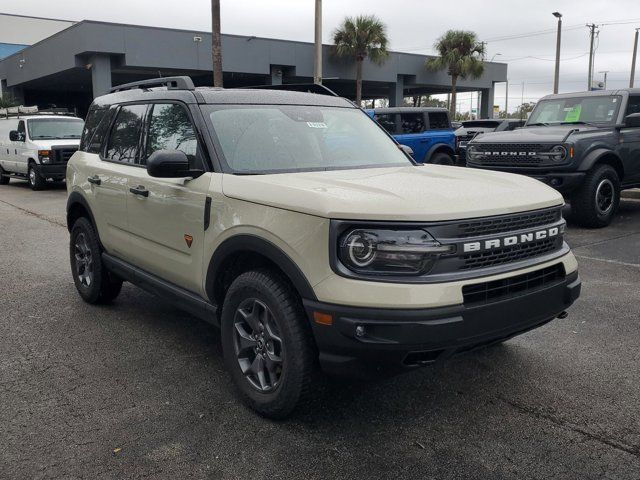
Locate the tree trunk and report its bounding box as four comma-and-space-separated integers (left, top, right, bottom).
449, 75, 458, 119
355, 57, 363, 106
211, 0, 223, 87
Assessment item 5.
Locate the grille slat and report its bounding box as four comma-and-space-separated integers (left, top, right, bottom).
471, 143, 549, 167
52, 147, 77, 163
462, 263, 565, 305
457, 207, 562, 238
460, 237, 559, 270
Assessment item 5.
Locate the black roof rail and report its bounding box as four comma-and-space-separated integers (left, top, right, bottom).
243, 83, 339, 97
110, 76, 195, 93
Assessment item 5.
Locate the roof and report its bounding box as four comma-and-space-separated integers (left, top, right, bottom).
95, 85, 355, 108
538, 88, 640, 101
369, 107, 449, 114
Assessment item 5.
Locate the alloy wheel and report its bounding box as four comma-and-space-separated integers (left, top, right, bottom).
29, 168, 35, 186
233, 298, 284, 392
74, 233, 93, 287
595, 178, 614, 215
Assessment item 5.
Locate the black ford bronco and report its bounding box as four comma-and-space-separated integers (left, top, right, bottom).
466, 89, 640, 227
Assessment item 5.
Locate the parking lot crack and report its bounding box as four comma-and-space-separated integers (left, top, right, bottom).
498, 396, 640, 459
0, 199, 66, 228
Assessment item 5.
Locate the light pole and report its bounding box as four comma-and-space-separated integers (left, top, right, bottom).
631, 28, 639, 88
552, 12, 562, 94
313, 0, 322, 85
599, 70, 609, 89
490, 53, 502, 62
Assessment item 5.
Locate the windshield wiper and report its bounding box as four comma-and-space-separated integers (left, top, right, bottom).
527, 122, 549, 126
560, 121, 599, 127
32, 135, 57, 139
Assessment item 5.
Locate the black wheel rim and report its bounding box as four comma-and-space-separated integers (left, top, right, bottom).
74, 232, 93, 287
595, 179, 614, 215
233, 298, 284, 392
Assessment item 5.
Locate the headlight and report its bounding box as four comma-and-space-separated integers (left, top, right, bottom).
338, 228, 454, 276
548, 145, 567, 162
466, 145, 479, 161
38, 150, 51, 164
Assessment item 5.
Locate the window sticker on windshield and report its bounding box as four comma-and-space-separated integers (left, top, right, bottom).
564, 105, 581, 122
306, 122, 327, 128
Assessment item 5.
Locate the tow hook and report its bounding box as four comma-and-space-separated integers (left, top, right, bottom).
557, 311, 569, 319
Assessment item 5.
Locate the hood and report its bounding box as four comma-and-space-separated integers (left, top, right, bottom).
30, 139, 80, 148
222, 165, 563, 221
470, 124, 599, 143
455, 127, 496, 137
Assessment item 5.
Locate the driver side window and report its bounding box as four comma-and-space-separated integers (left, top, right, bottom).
626, 96, 640, 117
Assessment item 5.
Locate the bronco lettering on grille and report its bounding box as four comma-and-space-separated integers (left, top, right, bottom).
462, 227, 560, 253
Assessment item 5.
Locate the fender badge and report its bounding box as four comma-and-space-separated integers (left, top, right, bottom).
184, 234, 193, 248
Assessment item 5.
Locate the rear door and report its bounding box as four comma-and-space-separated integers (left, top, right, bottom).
620, 95, 640, 183
89, 104, 147, 260
0, 119, 17, 172
394, 112, 427, 161
124, 102, 211, 294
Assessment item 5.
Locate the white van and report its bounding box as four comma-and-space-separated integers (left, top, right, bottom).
0, 107, 84, 190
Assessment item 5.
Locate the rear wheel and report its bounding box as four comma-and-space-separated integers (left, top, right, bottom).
429, 152, 455, 166
70, 217, 123, 304
28, 164, 46, 191
221, 269, 317, 419
570, 165, 620, 228
0, 166, 9, 185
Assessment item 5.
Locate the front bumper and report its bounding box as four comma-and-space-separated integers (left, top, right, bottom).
304, 270, 580, 378
531, 172, 585, 195
35, 163, 67, 180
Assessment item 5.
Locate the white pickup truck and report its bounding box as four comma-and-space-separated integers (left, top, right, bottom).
0, 106, 83, 190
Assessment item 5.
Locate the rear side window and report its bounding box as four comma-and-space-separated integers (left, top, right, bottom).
400, 113, 425, 134
144, 103, 201, 168
626, 96, 640, 116
80, 106, 109, 152
428, 112, 450, 130
374, 114, 397, 134
104, 104, 147, 164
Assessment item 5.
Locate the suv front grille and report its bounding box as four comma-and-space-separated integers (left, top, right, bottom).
460, 237, 559, 270
462, 263, 565, 305
457, 207, 562, 238
470, 143, 548, 167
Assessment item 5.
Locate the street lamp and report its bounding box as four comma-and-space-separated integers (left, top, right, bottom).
490, 53, 502, 62
552, 12, 562, 94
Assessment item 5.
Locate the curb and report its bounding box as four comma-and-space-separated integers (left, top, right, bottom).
622, 189, 640, 200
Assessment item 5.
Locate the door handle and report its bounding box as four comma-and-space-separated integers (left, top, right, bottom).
87, 175, 101, 185
129, 185, 149, 197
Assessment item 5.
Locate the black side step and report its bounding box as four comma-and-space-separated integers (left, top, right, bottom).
102, 253, 219, 327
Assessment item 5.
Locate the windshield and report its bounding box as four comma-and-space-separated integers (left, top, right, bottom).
27, 118, 84, 140
205, 105, 411, 173
527, 95, 621, 125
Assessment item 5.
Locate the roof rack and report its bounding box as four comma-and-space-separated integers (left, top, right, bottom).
0, 105, 76, 118
243, 83, 339, 97
110, 76, 196, 93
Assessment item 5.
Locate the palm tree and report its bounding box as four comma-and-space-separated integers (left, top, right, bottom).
426, 30, 486, 118
333, 15, 389, 105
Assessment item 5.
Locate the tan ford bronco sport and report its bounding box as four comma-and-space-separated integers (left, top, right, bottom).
66, 77, 581, 418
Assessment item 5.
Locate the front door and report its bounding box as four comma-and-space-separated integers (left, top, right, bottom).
14, 120, 28, 174
620, 95, 640, 184
124, 102, 210, 295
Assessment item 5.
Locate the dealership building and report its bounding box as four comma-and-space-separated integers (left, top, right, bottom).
0, 13, 507, 117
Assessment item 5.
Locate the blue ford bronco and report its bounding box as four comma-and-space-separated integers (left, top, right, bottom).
366, 107, 457, 165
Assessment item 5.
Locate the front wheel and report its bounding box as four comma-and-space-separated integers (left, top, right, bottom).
70, 217, 123, 304
221, 270, 317, 419
570, 165, 620, 228
28, 164, 46, 191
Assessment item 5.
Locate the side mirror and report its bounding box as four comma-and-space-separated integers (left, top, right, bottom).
624, 113, 640, 128
399, 144, 414, 157
9, 130, 24, 142
146, 149, 202, 178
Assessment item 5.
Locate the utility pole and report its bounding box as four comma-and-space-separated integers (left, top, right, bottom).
631, 28, 639, 88
552, 12, 562, 94
313, 0, 322, 84
505, 80, 509, 118
586, 23, 598, 91
211, 0, 223, 87
599, 70, 609, 89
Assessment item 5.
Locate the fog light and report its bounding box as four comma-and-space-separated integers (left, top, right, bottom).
550, 178, 562, 187
355, 325, 365, 337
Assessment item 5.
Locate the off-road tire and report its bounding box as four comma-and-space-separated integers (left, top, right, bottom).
70, 217, 123, 304
570, 164, 620, 228
221, 269, 317, 419
28, 164, 46, 191
429, 152, 455, 166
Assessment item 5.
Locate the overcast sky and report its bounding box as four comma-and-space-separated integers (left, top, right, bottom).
4, 0, 640, 112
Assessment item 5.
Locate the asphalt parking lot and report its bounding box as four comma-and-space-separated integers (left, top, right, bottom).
1, 180, 639, 480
